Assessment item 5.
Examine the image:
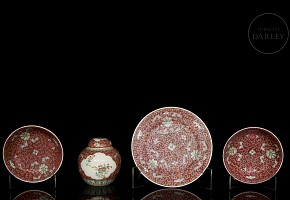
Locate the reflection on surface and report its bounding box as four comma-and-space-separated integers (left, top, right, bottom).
141, 188, 201, 200
232, 191, 270, 200
13, 190, 55, 200
80, 185, 119, 200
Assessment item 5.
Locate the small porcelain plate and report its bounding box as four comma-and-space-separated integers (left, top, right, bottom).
3, 125, 63, 183
223, 127, 283, 184
131, 107, 212, 187
141, 188, 201, 200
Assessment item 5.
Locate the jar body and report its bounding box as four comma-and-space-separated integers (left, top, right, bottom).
78, 138, 121, 186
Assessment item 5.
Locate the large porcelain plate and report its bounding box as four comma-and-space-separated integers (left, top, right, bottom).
3, 125, 63, 183
131, 107, 212, 187
223, 127, 283, 184
141, 189, 201, 200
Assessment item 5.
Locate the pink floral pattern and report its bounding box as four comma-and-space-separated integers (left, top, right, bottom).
14, 190, 55, 200
132, 107, 212, 187
142, 189, 201, 200
3, 125, 63, 183
223, 127, 283, 184
232, 191, 270, 200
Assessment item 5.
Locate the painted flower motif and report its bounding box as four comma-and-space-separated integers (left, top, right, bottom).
228, 147, 237, 156
266, 149, 276, 159
249, 149, 256, 155
20, 132, 30, 141
171, 161, 178, 165
9, 161, 15, 168
168, 143, 176, 151
85, 155, 94, 166
148, 159, 158, 169
154, 138, 159, 144
33, 150, 39, 155
191, 150, 202, 160
39, 164, 48, 174
162, 116, 173, 128
246, 176, 256, 179
95, 164, 112, 178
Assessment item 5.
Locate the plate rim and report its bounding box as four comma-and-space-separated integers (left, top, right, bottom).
222, 126, 284, 184
2, 124, 64, 183
131, 106, 213, 187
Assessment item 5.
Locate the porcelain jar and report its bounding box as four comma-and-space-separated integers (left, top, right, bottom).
78, 138, 121, 186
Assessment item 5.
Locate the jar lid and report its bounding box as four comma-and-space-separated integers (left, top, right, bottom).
88, 138, 112, 148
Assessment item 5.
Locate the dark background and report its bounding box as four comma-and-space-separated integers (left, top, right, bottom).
1, 2, 289, 199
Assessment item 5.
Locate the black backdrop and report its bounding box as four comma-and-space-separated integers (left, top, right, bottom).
1, 2, 289, 199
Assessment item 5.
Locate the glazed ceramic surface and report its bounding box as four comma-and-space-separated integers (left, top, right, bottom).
14, 190, 55, 200
232, 191, 270, 200
78, 138, 121, 186
141, 189, 201, 200
131, 107, 212, 187
223, 127, 283, 184
3, 125, 63, 183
